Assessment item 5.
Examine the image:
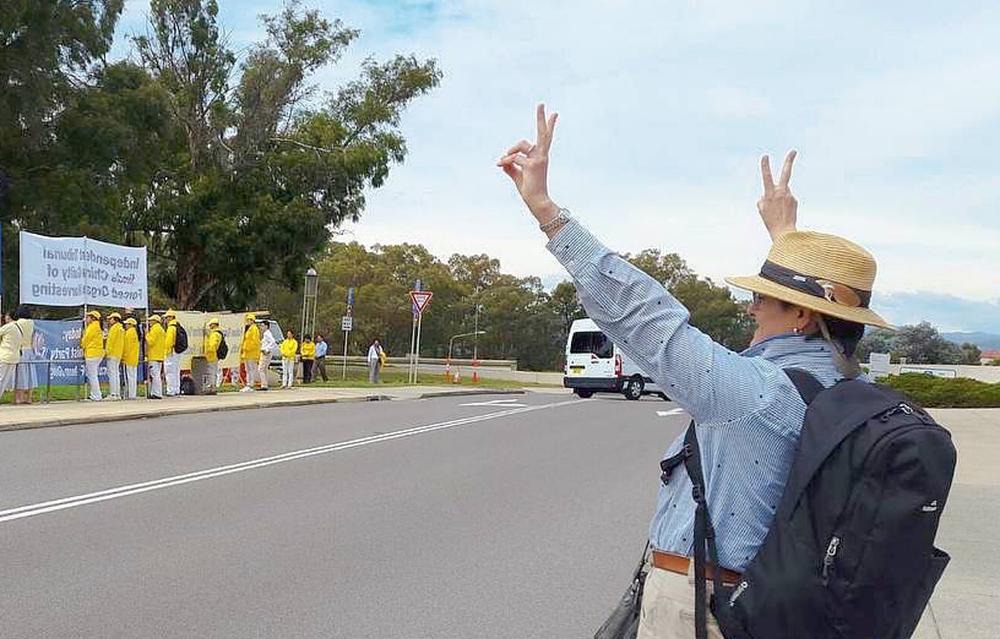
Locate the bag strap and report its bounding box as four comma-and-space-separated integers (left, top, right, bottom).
784, 367, 823, 404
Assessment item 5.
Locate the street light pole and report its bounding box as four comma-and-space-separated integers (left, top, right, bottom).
473, 303, 482, 362
447, 330, 486, 381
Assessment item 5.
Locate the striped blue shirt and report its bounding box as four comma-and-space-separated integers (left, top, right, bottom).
548, 219, 851, 571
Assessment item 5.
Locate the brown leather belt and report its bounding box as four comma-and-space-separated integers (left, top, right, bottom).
651, 550, 742, 584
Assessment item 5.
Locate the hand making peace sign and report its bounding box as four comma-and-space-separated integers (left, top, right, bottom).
497, 104, 560, 224
757, 150, 799, 241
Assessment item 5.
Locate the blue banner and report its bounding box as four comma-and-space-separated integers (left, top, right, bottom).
29, 319, 113, 385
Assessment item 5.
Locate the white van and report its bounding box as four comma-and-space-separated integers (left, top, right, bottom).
563, 318, 668, 400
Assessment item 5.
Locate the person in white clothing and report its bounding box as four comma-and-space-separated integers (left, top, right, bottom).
258, 320, 277, 391
0, 311, 24, 397
367, 339, 384, 384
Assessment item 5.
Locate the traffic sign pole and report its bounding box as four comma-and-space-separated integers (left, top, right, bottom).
406, 290, 433, 384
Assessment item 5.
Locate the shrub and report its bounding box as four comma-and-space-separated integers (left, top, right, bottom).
877, 373, 1000, 408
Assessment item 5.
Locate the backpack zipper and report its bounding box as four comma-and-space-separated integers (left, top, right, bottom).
729, 580, 749, 607
821, 535, 840, 584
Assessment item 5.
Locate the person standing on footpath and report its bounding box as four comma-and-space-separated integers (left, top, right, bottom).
105, 312, 125, 400
366, 339, 384, 384
163, 310, 182, 397
300, 334, 316, 383
11, 306, 35, 404
0, 309, 29, 399
239, 313, 261, 392
81, 310, 105, 401
203, 318, 223, 395
258, 319, 276, 391
498, 105, 890, 638
145, 314, 166, 400
280, 330, 298, 389
313, 333, 329, 382
122, 317, 140, 399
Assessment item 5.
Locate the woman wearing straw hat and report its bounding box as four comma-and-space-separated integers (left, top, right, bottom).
498, 105, 891, 639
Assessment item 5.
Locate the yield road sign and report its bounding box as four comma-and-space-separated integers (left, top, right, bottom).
410, 290, 433, 315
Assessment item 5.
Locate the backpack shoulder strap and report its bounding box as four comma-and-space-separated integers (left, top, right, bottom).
784, 367, 824, 404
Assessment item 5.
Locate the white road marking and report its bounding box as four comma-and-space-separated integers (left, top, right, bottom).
0, 399, 581, 525
460, 398, 527, 407
657, 408, 685, 417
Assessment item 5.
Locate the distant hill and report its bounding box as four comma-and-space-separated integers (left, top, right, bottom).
942, 332, 1000, 350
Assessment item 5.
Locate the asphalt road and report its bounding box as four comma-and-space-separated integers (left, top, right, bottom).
0, 392, 686, 638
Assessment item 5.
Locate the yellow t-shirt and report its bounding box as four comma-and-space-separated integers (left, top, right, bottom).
81, 321, 105, 359
280, 338, 299, 359
146, 323, 167, 361
300, 341, 316, 359
204, 330, 222, 363
122, 327, 140, 367
106, 323, 125, 359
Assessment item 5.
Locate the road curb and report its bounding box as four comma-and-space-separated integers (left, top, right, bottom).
415, 388, 525, 400
0, 388, 523, 433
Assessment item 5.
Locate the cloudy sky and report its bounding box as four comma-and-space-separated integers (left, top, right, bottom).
116, 0, 1000, 332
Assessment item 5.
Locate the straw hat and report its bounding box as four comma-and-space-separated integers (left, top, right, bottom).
86, 310, 101, 319
725, 231, 892, 329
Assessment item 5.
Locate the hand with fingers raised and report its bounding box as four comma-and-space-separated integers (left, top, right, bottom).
497, 104, 561, 227
757, 150, 798, 241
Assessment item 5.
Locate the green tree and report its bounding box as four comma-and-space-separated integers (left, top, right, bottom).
959, 342, 982, 365
131, 0, 441, 309
892, 322, 963, 364
622, 248, 693, 289
549, 281, 584, 333
1, 0, 128, 296
856, 327, 895, 363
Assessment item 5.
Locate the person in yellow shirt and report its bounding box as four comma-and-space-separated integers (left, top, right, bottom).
279, 330, 298, 389
122, 317, 140, 399
300, 334, 316, 384
204, 318, 223, 395
81, 310, 105, 401
105, 312, 125, 400
163, 309, 181, 397
239, 313, 262, 392
145, 314, 166, 399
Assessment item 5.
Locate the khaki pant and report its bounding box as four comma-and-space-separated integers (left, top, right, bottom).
637, 564, 725, 639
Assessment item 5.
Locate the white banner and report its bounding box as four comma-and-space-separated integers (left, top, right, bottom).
19, 231, 148, 307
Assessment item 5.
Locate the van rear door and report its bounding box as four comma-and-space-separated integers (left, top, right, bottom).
566, 330, 615, 378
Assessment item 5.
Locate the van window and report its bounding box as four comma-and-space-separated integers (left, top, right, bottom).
570, 331, 613, 359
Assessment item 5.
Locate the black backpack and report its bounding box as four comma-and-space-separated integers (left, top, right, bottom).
215, 331, 229, 360
662, 369, 956, 639
173, 324, 188, 353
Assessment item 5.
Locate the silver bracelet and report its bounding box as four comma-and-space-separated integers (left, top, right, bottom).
539, 207, 572, 232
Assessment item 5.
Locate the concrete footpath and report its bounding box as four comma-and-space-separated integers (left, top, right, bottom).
0, 386, 527, 432
913, 408, 999, 639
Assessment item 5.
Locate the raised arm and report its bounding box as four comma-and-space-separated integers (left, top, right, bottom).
499, 105, 784, 424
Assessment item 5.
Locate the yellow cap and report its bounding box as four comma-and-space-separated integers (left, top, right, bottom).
245, 313, 256, 322
108, 312, 122, 320
87, 310, 101, 319
165, 309, 177, 318
208, 317, 220, 326
148, 314, 161, 323
124, 317, 137, 326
